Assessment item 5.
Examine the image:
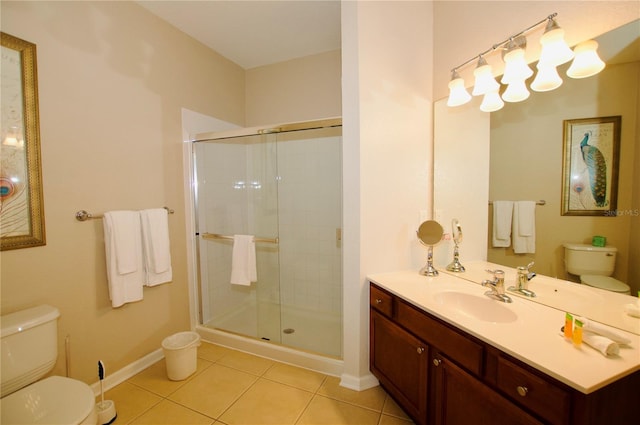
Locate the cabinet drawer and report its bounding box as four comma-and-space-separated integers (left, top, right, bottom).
496, 356, 570, 425
370, 285, 393, 317
395, 299, 483, 376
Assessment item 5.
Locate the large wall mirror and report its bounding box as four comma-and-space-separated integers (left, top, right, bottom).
434, 20, 639, 330
0, 32, 45, 250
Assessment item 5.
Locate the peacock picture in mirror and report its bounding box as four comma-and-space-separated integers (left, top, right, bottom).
561, 116, 620, 217
1, 32, 45, 250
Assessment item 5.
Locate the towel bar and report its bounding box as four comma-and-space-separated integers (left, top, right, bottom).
489, 200, 546, 206
201, 233, 279, 244
75, 207, 174, 221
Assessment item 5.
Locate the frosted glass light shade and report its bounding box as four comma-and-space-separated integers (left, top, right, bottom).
538, 21, 574, 66
472, 57, 500, 96
447, 77, 472, 107
567, 40, 605, 78
480, 90, 504, 112
501, 48, 533, 84
502, 79, 530, 102
531, 63, 562, 92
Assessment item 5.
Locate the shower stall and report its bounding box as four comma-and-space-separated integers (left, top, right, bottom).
192, 119, 342, 361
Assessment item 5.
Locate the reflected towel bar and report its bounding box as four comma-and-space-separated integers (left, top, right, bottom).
489, 200, 546, 206
201, 233, 279, 244
75, 207, 174, 221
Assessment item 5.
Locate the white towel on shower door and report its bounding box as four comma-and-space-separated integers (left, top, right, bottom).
230, 235, 257, 286
103, 211, 144, 307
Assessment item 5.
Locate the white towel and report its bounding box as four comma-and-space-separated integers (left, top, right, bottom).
230, 235, 257, 286
492, 201, 513, 247
140, 208, 172, 286
512, 201, 536, 254
583, 331, 620, 357
576, 317, 632, 345
103, 211, 144, 308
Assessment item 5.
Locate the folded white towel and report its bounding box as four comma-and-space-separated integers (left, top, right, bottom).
576, 317, 632, 345
230, 235, 257, 286
492, 201, 513, 248
512, 201, 536, 254
103, 211, 144, 308
140, 208, 172, 286
583, 331, 620, 356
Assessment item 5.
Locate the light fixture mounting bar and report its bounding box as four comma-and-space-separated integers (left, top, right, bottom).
450, 13, 558, 73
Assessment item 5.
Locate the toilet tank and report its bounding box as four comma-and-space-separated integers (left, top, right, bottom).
1, 305, 60, 398
563, 243, 617, 276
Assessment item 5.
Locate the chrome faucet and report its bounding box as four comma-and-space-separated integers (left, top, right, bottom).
482, 269, 512, 303
508, 262, 537, 297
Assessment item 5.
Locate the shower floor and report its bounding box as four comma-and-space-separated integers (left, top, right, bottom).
204, 302, 342, 358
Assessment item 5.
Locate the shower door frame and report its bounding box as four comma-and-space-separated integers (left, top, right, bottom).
188, 117, 343, 360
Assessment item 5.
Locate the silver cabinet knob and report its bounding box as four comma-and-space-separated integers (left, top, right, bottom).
417, 347, 425, 354
375, 299, 382, 304
516, 386, 528, 397
433, 358, 442, 366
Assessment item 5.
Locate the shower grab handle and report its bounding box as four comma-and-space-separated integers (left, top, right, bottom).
201, 232, 279, 244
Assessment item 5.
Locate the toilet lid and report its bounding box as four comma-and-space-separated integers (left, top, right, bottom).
580, 275, 630, 293
0, 376, 95, 424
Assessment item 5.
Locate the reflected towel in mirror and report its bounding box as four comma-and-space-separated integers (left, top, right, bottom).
492, 201, 513, 247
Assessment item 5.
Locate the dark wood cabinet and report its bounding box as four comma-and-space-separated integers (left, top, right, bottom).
431, 351, 542, 425
369, 282, 639, 425
371, 310, 428, 423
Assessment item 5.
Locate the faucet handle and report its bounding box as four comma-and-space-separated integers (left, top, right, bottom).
518, 262, 534, 272
485, 269, 505, 280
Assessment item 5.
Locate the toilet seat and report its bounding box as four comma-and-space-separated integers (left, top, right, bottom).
580, 275, 631, 294
1, 376, 96, 424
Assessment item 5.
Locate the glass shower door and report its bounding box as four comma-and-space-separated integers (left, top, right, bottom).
195, 133, 282, 343
194, 124, 343, 358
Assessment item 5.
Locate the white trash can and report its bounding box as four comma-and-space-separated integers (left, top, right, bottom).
161, 331, 201, 381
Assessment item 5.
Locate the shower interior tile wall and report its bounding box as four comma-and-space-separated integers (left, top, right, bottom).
277, 134, 342, 315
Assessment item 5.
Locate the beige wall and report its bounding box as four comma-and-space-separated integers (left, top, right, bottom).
0, 1, 245, 384
245, 50, 341, 126
488, 61, 639, 293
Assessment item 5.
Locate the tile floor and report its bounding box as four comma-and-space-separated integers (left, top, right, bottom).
100, 341, 413, 425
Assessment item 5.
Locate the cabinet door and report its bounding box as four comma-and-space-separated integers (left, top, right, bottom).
370, 310, 428, 424
431, 353, 543, 425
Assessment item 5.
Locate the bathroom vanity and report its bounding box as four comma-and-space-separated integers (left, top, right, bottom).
369, 271, 640, 425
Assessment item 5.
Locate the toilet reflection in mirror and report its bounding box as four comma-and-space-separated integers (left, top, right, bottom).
417, 220, 444, 276
446, 219, 465, 273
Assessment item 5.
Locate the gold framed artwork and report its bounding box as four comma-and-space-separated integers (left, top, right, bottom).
1, 32, 45, 250
561, 116, 620, 216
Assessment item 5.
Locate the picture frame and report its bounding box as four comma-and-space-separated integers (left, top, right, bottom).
561, 116, 620, 216
1, 32, 46, 250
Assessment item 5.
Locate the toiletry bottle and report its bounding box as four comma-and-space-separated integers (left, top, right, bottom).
564, 313, 573, 339
573, 319, 583, 346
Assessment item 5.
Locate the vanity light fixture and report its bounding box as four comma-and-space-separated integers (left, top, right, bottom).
567, 40, 606, 78
480, 90, 504, 112
472, 56, 500, 96
446, 13, 606, 111
447, 70, 472, 106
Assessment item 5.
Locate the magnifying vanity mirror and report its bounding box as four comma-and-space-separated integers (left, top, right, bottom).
434, 19, 640, 334
417, 220, 444, 277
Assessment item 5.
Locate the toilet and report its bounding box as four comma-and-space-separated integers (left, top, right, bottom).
1, 305, 97, 425
563, 243, 631, 294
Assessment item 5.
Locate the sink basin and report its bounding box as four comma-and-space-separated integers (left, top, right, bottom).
434, 291, 518, 323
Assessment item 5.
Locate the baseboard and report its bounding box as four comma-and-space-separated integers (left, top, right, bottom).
340, 372, 379, 391
89, 348, 164, 397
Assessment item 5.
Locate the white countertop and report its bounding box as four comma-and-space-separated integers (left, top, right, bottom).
368, 269, 640, 394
